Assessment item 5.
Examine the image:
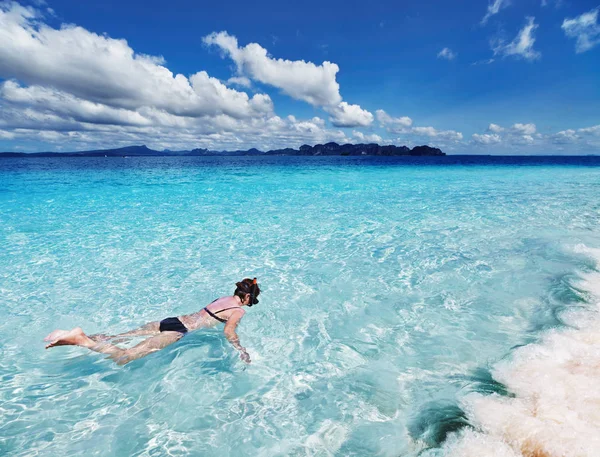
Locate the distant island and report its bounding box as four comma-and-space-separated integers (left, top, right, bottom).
0, 143, 445, 157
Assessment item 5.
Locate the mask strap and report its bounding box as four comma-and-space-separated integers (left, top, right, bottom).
250, 278, 258, 304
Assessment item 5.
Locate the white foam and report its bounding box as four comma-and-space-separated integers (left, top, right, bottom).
441, 429, 522, 457
440, 246, 600, 457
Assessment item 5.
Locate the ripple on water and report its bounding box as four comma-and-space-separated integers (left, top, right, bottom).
0, 158, 599, 456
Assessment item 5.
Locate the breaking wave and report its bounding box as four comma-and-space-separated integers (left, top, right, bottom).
427, 244, 600, 457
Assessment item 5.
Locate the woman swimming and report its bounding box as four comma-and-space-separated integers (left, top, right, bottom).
44, 278, 260, 365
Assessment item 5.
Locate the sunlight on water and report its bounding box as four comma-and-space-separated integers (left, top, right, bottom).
1, 157, 599, 456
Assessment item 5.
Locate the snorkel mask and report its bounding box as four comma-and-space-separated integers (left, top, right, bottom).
248, 278, 259, 306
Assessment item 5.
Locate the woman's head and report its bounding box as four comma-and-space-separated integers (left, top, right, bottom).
234, 278, 260, 306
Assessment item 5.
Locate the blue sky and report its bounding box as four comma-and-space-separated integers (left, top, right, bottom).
0, 0, 598, 154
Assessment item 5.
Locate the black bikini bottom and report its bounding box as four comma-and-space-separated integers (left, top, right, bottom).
159, 317, 188, 334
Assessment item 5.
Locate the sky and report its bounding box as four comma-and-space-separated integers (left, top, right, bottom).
0, 0, 598, 154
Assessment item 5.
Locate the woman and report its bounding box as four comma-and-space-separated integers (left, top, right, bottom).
44, 278, 260, 365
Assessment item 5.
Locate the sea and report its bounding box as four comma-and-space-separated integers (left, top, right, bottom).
1, 155, 599, 457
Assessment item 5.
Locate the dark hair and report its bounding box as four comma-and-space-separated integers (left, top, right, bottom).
234, 278, 260, 305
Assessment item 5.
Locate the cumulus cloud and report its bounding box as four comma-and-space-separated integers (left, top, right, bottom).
352, 130, 383, 143
327, 102, 374, 127
376, 110, 462, 142
437, 48, 457, 60
512, 134, 535, 144
549, 125, 599, 147
0, 102, 355, 152
1, 81, 153, 126
562, 8, 600, 53
203, 31, 373, 127
551, 129, 578, 144
0, 81, 358, 150
472, 133, 502, 144
469, 122, 600, 151
481, 0, 510, 25
412, 126, 463, 141
203, 31, 342, 107
505, 123, 600, 149
375, 110, 413, 132
226, 76, 252, 88
492, 17, 541, 61
0, 3, 375, 151
471, 123, 540, 147
511, 123, 536, 135
579, 125, 600, 135
508, 123, 537, 144
0, 3, 272, 119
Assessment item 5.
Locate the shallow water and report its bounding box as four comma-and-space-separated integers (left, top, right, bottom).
1, 156, 599, 456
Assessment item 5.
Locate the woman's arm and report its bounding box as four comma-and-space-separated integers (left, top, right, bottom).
223, 310, 250, 363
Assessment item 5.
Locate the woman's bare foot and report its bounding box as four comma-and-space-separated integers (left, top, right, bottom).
44, 327, 94, 349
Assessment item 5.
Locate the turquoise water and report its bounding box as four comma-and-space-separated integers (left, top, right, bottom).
1, 156, 600, 456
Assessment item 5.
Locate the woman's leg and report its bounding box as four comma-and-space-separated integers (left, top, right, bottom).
44, 327, 183, 365
109, 331, 183, 365
89, 322, 160, 344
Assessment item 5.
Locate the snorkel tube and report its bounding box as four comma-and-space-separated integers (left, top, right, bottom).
248, 278, 259, 306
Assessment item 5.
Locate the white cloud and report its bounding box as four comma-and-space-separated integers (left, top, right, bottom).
493, 17, 541, 61
375, 109, 462, 142
506, 123, 538, 145
512, 134, 535, 144
470, 122, 600, 151
481, 0, 509, 25
0, 3, 272, 119
352, 130, 383, 143
0, 129, 16, 139
437, 47, 457, 60
327, 102, 373, 127
551, 129, 578, 144
579, 125, 600, 135
38, 130, 63, 141
203, 31, 373, 127
512, 123, 536, 135
0, 104, 356, 151
1, 81, 153, 126
226, 76, 252, 88
203, 31, 341, 107
471, 122, 540, 147
0, 3, 372, 151
375, 110, 413, 132
412, 126, 463, 141
562, 8, 600, 53
472, 133, 502, 144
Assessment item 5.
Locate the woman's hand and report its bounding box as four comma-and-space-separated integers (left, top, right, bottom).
240, 351, 251, 364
